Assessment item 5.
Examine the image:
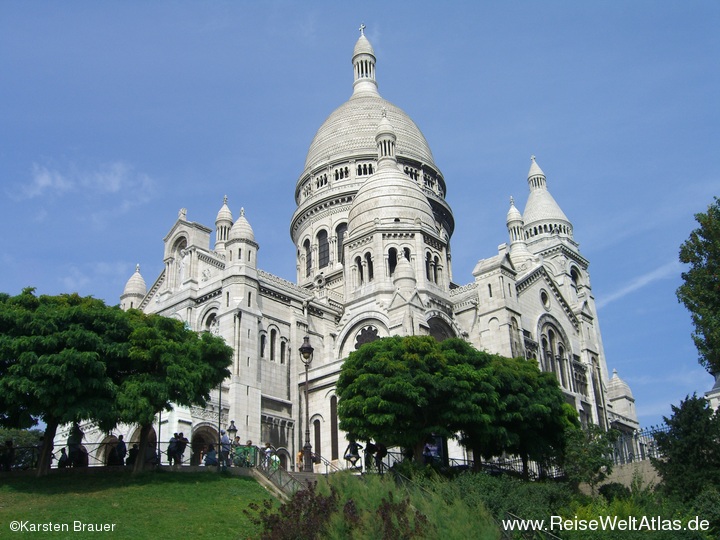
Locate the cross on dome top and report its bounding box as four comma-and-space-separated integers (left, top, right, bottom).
359, 23, 366, 36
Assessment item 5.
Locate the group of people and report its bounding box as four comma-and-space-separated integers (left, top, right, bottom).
344, 439, 387, 473
166, 433, 189, 467
202, 436, 277, 470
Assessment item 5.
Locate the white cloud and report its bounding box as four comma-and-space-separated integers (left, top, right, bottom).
12, 160, 156, 226
18, 164, 74, 199
596, 259, 683, 309
59, 266, 91, 293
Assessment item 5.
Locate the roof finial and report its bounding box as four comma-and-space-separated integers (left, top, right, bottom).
510, 196, 515, 207
359, 23, 366, 36
240, 207, 245, 217
530, 155, 536, 162
223, 195, 228, 205
135, 264, 140, 273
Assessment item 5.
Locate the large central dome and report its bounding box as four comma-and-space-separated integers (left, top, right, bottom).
302, 29, 436, 175
303, 94, 436, 174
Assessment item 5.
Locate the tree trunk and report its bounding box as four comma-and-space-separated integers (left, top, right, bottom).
413, 441, 425, 464
36, 421, 58, 477
471, 445, 482, 472
520, 451, 529, 481
132, 423, 154, 475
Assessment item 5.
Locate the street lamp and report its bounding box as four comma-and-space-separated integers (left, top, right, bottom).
299, 336, 314, 472
227, 420, 238, 441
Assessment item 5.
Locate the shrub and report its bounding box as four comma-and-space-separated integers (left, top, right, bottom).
599, 482, 631, 502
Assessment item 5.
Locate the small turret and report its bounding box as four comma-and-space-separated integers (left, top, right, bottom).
227, 208, 258, 268
352, 24, 378, 96
120, 264, 147, 310
506, 196, 533, 268
215, 195, 233, 253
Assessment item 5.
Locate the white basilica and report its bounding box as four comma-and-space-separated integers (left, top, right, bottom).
93, 29, 639, 469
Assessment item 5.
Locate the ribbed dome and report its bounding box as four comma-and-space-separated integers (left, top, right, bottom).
506, 197, 522, 224
303, 30, 436, 175
215, 195, 233, 224
303, 97, 435, 174
228, 208, 255, 242
522, 157, 570, 227
607, 369, 635, 400
123, 265, 147, 297
353, 32, 375, 57
348, 165, 435, 238
524, 190, 570, 225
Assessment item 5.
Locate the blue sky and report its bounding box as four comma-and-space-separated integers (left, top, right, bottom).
1, 1, 718, 428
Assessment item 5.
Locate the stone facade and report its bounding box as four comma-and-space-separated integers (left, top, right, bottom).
71, 29, 638, 470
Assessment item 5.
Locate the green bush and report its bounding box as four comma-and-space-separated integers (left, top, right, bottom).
249, 472, 499, 539
599, 482, 631, 502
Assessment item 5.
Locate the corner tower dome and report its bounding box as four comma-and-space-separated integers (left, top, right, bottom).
522, 156, 573, 238
228, 208, 255, 242
123, 264, 147, 297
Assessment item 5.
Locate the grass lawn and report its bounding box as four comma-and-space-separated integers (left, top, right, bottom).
0, 469, 275, 539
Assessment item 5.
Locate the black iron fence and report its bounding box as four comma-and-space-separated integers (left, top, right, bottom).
612, 424, 668, 466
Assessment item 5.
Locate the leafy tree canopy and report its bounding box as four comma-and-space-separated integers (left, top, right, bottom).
487, 355, 578, 478
653, 394, 720, 501
114, 309, 233, 472
337, 335, 577, 471
677, 196, 720, 374
562, 423, 618, 494
0, 289, 130, 473
337, 336, 458, 460
0, 289, 233, 474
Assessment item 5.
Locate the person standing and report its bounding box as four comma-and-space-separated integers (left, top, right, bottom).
115, 435, 127, 465
220, 430, 231, 468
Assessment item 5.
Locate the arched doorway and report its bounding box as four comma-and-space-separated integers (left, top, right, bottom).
98, 435, 121, 466
128, 426, 157, 464
191, 425, 218, 466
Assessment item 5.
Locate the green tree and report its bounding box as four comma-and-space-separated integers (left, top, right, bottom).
0, 427, 44, 469
677, 197, 720, 375
488, 356, 578, 480
563, 423, 618, 495
337, 335, 460, 461
117, 310, 233, 472
0, 289, 129, 475
652, 394, 720, 501
439, 338, 499, 471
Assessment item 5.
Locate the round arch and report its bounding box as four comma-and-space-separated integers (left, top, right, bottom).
337, 316, 389, 358
425, 310, 463, 341
191, 424, 219, 466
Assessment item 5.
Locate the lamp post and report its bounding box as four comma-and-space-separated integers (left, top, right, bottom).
227, 420, 238, 441
299, 336, 314, 472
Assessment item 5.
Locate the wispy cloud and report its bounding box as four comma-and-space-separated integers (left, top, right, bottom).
19, 164, 74, 199
596, 260, 683, 309
10, 160, 156, 226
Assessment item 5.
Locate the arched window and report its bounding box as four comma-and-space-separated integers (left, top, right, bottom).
270, 329, 277, 361
433, 255, 439, 283
355, 256, 364, 284
280, 341, 286, 364
336, 223, 347, 264
318, 230, 329, 268
388, 248, 398, 275
204, 312, 217, 333
304, 239, 312, 277
260, 334, 266, 358
364, 252, 373, 281
425, 253, 432, 281
330, 396, 339, 460
313, 419, 321, 461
